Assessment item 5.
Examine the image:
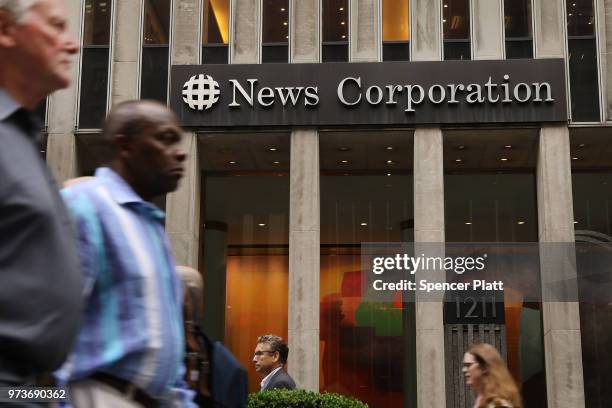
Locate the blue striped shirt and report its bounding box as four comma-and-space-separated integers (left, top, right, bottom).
57, 167, 195, 406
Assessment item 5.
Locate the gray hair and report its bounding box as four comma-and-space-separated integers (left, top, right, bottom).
0, 0, 37, 22
257, 334, 289, 365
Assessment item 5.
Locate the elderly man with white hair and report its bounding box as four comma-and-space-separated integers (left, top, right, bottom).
0, 0, 82, 400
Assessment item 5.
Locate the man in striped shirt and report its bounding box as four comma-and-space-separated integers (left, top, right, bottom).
58, 100, 195, 407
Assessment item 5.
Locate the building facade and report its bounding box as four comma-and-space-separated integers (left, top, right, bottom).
41, 1, 612, 407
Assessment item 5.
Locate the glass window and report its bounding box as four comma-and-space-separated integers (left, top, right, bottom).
320, 131, 415, 407
262, 0, 289, 63
141, 0, 170, 103
570, 129, 612, 408
504, 0, 533, 59
79, 0, 112, 129
443, 0, 470, 60
202, 0, 230, 64
444, 130, 547, 408
199, 133, 290, 393
322, 0, 348, 62
567, 0, 600, 122
382, 0, 410, 61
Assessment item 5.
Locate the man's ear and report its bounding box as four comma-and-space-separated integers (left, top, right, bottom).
0, 10, 18, 48
114, 134, 133, 159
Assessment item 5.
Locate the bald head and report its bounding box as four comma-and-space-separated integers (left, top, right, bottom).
104, 100, 186, 201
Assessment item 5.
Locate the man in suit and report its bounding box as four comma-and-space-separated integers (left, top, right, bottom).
253, 334, 296, 392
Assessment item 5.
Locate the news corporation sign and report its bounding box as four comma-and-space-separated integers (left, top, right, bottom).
170, 59, 567, 127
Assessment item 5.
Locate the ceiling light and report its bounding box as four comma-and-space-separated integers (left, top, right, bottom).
455, 158, 462, 162
387, 173, 392, 176
569, 13, 572, 16
228, 161, 237, 164
272, 161, 280, 164
517, 221, 525, 225
258, 223, 266, 227
338, 146, 350, 151
442, 19, 447, 23
386, 160, 394, 164
283, 21, 288, 26
465, 222, 472, 225
268, 147, 278, 151
444, 4, 448, 7
504, 145, 512, 149
500, 158, 509, 161
341, 35, 346, 39
339, 7, 344, 11
281, 7, 285, 11
572, 157, 579, 160
385, 146, 394, 150
578, 143, 586, 148
360, 222, 367, 226
574, 221, 579, 224
341, 21, 345, 25
457, 145, 466, 150
340, 160, 349, 164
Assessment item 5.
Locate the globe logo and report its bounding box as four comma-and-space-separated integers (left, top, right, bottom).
182, 74, 220, 111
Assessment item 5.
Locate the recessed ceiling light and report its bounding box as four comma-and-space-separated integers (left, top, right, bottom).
283, 21, 288, 26
281, 7, 285, 11
340, 160, 349, 164
457, 145, 466, 150
574, 221, 579, 224
442, 19, 447, 23
272, 161, 280, 164
504, 145, 512, 149
339, 7, 344, 11
465, 222, 472, 225
386, 173, 392, 176
258, 223, 266, 227
569, 13, 572, 16
341, 35, 346, 39
228, 161, 237, 164
338, 146, 350, 152
455, 158, 462, 162
268, 147, 278, 151
386, 160, 394, 164
578, 143, 586, 148
341, 21, 345, 25
517, 221, 525, 225
444, 4, 448, 7
572, 157, 579, 160
500, 158, 509, 161
385, 146, 394, 150
360, 222, 367, 226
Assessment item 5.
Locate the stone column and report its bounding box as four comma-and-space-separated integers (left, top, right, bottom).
109, 0, 142, 106
349, 0, 381, 62
231, 0, 260, 63
536, 127, 585, 408
471, 0, 503, 59
604, 0, 612, 121
534, 1, 586, 407
287, 0, 320, 392
46, 0, 83, 183
411, 1, 446, 407
166, 0, 202, 268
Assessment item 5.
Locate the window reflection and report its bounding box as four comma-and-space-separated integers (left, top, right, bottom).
141, 0, 170, 103
80, 0, 112, 129
262, 0, 289, 63
443, 0, 470, 60
443, 130, 547, 408
322, 0, 348, 62
567, 0, 600, 122
320, 131, 415, 407
199, 133, 290, 393
504, 0, 533, 59
382, 0, 410, 61
202, 0, 229, 63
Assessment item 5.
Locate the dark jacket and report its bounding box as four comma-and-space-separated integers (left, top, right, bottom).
0, 94, 82, 383
262, 368, 296, 391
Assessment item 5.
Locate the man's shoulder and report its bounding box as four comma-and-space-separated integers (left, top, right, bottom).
269, 368, 296, 389
61, 178, 111, 216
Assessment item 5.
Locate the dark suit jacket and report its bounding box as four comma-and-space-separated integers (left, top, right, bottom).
263, 367, 296, 391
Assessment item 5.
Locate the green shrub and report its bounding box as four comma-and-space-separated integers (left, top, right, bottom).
248, 389, 368, 408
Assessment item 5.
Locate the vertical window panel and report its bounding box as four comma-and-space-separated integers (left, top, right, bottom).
567, 0, 600, 122
141, 0, 171, 103
262, 0, 289, 63
202, 0, 230, 64
79, 0, 112, 129
322, 0, 349, 62
382, 0, 410, 61
443, 0, 470, 60
504, 0, 533, 59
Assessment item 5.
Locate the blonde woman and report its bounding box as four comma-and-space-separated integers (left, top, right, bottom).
462, 343, 522, 408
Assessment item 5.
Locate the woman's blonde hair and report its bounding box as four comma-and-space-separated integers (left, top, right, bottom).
467, 343, 522, 408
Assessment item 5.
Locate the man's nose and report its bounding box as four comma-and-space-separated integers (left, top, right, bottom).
175, 149, 187, 162
64, 32, 79, 55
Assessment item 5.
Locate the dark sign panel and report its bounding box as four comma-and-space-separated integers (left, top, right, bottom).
170, 59, 567, 128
